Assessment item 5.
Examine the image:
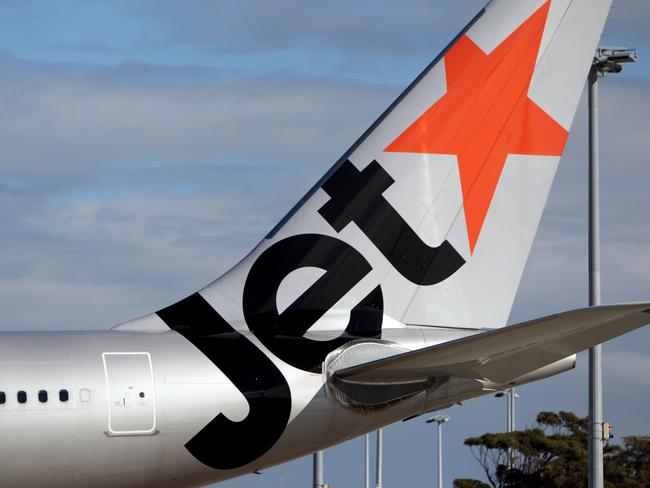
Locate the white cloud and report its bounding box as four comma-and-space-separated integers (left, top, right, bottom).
129, 0, 483, 56
0, 55, 397, 177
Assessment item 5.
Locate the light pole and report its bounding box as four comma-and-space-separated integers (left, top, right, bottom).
587, 46, 637, 488
313, 451, 324, 488
364, 433, 370, 488
507, 388, 514, 433
376, 429, 383, 488
426, 415, 450, 488
495, 388, 519, 468
494, 388, 519, 433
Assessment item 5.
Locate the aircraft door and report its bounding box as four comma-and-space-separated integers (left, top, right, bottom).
102, 352, 157, 436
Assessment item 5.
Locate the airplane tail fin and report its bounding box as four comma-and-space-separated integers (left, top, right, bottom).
126, 0, 614, 342
111, 1, 625, 471
192, 0, 613, 332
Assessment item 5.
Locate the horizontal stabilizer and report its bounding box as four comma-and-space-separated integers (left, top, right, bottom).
334, 304, 650, 385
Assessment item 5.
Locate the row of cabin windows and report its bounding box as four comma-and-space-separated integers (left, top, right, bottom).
0, 389, 69, 405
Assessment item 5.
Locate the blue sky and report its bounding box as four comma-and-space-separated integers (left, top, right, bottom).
0, 1, 649, 486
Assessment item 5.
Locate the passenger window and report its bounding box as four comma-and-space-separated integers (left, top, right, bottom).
0, 392, 5, 404
38, 390, 48, 403
79, 388, 90, 403
59, 389, 69, 402
17, 391, 27, 404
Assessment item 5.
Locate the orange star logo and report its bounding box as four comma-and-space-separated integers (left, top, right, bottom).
385, 1, 568, 253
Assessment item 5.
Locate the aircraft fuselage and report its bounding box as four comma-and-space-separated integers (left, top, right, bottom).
0, 326, 479, 487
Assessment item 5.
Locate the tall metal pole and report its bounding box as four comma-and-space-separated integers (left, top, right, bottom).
376, 429, 383, 488
506, 389, 512, 432
364, 434, 370, 488
585, 45, 636, 488
508, 388, 517, 432
588, 65, 604, 488
427, 415, 450, 488
313, 451, 324, 488
437, 422, 443, 488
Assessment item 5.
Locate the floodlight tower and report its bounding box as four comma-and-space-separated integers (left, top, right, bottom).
588, 46, 637, 488
426, 415, 450, 488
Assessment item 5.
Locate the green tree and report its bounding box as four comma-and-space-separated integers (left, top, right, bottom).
604, 436, 650, 487
455, 411, 650, 488
453, 479, 491, 488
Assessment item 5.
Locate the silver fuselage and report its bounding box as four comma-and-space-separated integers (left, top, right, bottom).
0, 326, 484, 487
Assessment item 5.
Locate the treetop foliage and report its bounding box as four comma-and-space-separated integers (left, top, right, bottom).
454, 411, 650, 488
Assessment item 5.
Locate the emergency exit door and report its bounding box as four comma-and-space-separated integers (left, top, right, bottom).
102, 352, 157, 436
